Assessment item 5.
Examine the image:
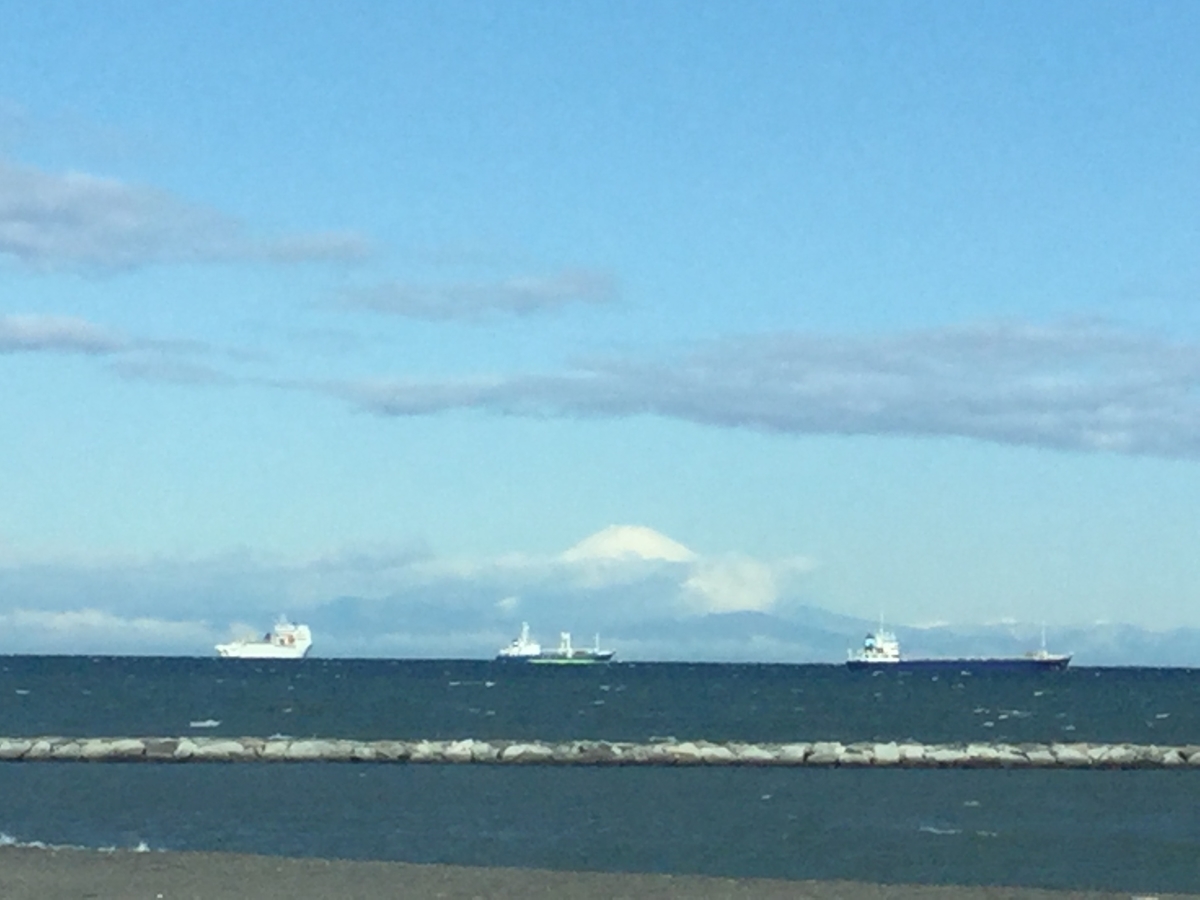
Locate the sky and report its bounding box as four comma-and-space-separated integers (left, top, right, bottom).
1, 1, 1199, 658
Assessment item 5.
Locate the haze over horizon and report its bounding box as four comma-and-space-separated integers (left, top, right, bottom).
2, 2, 1199, 660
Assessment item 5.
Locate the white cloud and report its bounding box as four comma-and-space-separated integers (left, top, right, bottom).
0, 607, 212, 651
683, 556, 778, 614
0, 158, 371, 270
495, 595, 520, 613
682, 554, 814, 615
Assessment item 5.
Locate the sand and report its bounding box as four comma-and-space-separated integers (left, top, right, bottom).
0, 847, 1193, 900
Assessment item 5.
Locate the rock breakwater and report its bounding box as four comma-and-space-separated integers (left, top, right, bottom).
1, 737, 1199, 768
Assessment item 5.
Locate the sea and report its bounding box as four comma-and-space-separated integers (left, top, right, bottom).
1, 657, 1198, 894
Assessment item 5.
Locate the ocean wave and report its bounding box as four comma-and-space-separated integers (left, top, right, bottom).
917, 825, 962, 836
0, 832, 156, 853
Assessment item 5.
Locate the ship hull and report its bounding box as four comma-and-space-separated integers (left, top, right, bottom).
496, 653, 615, 665
847, 656, 1070, 672
215, 644, 310, 659
527, 655, 613, 665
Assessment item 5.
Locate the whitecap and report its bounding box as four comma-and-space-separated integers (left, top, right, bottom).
0, 832, 155, 853
98, 840, 160, 854
918, 825, 962, 835
188, 719, 221, 729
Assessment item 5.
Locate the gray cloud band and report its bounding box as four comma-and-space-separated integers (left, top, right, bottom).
335, 322, 1200, 458
0, 313, 128, 354
338, 269, 616, 321
0, 313, 241, 389
0, 159, 370, 270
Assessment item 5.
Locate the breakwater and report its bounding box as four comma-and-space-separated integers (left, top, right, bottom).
2, 736, 1199, 767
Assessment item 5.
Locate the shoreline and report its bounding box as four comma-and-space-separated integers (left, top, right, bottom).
0, 847, 1194, 900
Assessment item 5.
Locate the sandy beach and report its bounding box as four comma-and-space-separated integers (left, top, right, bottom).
0, 847, 1192, 900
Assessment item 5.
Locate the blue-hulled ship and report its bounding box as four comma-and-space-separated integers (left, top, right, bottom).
846, 627, 1070, 672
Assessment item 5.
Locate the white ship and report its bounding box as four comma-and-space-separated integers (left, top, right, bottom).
215, 617, 312, 659
496, 622, 614, 664
497, 621, 543, 660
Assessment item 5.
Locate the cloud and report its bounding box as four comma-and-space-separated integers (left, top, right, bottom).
684, 558, 777, 614
495, 595, 520, 613
106, 354, 236, 386
682, 555, 814, 615
2, 311, 257, 385
377, 525, 811, 620
0, 313, 129, 354
0, 98, 28, 149
2, 607, 207, 639
0, 527, 813, 655
0, 532, 1187, 662
0, 607, 212, 654
332, 320, 1200, 458
0, 158, 371, 270
337, 268, 615, 320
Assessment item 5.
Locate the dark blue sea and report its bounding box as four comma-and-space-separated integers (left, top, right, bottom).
1, 658, 1198, 893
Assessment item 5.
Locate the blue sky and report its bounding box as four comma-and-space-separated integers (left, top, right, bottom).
2, 1, 1199, 657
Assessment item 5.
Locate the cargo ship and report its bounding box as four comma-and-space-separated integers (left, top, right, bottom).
496, 622, 614, 664
846, 626, 1070, 671
215, 617, 312, 659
